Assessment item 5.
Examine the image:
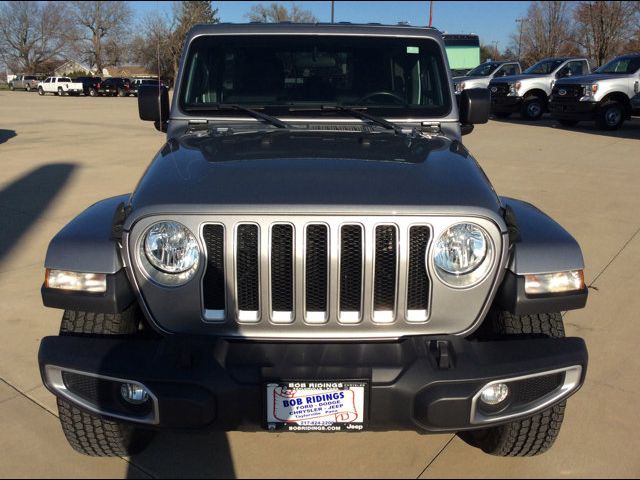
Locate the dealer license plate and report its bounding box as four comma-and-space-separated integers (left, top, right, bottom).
266, 381, 367, 432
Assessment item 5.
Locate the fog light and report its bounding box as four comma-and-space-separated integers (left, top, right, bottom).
480, 383, 510, 405
120, 383, 149, 405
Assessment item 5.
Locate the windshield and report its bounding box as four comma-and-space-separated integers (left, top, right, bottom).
596, 56, 640, 74
467, 62, 500, 77
180, 35, 451, 117
524, 59, 564, 74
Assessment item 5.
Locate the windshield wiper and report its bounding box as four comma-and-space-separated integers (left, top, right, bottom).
185, 104, 292, 129
320, 105, 406, 135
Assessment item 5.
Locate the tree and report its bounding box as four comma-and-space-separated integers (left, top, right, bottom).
0, 1, 74, 74
131, 13, 174, 81
68, 1, 132, 74
169, 1, 219, 79
246, 3, 318, 23
133, 1, 219, 83
480, 44, 502, 63
516, 1, 579, 65
573, 1, 639, 67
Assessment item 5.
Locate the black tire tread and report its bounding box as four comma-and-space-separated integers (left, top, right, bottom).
56, 306, 152, 456
57, 398, 148, 457
60, 308, 139, 335
462, 311, 567, 456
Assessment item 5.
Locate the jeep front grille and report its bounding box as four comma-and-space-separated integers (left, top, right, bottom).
129, 214, 507, 339
202, 219, 431, 326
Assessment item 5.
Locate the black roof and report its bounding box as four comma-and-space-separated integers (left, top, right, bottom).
187, 22, 443, 40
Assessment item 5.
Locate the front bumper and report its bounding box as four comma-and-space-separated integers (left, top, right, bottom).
38, 334, 587, 433
490, 95, 522, 113
548, 99, 597, 120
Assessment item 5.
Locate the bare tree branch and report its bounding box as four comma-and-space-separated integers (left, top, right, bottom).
245, 2, 318, 23
0, 1, 75, 74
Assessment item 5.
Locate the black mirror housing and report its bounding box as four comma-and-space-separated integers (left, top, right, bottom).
138, 85, 169, 126
459, 88, 490, 126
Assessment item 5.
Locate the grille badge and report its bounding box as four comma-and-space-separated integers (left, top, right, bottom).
490, 86, 497, 93
558, 89, 567, 96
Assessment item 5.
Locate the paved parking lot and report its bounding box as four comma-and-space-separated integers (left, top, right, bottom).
1, 90, 639, 478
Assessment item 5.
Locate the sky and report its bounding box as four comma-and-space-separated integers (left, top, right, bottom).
130, 1, 532, 51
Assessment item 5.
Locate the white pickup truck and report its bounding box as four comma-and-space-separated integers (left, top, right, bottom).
37, 77, 84, 96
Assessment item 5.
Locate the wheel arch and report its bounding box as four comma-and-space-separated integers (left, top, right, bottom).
600, 91, 632, 116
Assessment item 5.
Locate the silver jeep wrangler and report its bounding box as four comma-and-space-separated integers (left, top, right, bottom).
39, 23, 588, 458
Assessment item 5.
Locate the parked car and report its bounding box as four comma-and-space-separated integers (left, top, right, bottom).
549, 53, 640, 130
489, 57, 591, 120
9, 75, 40, 92
73, 76, 102, 96
130, 78, 163, 96
39, 23, 588, 459
453, 61, 521, 94
37, 77, 84, 96
96, 77, 133, 96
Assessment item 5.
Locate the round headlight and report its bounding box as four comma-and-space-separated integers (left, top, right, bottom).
434, 223, 487, 275
144, 221, 200, 274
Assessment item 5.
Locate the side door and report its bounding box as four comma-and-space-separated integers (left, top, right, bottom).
42, 77, 52, 92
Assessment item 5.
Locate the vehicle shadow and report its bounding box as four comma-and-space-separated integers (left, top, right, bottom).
0, 163, 75, 263
0, 129, 17, 144
128, 432, 236, 479
490, 115, 640, 140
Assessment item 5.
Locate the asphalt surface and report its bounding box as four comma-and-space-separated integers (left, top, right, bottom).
1, 90, 639, 478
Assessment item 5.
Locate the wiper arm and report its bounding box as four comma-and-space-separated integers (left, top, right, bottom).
320, 105, 406, 135
185, 104, 292, 129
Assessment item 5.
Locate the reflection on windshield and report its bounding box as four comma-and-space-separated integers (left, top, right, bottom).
467, 63, 499, 77
596, 57, 640, 74
180, 35, 451, 117
524, 60, 563, 74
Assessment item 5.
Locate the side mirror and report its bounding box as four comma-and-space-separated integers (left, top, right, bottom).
138, 85, 169, 132
459, 88, 490, 130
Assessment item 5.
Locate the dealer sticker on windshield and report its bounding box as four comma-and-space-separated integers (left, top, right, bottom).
266, 382, 367, 432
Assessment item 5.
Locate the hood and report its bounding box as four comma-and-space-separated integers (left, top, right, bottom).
554, 73, 630, 85
490, 74, 544, 84
453, 75, 489, 83
128, 129, 502, 216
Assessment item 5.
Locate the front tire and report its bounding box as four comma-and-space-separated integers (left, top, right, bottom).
9, 83, 14, 91
595, 101, 624, 130
89, 88, 97, 97
57, 87, 64, 96
460, 312, 567, 456
521, 96, 545, 120
26, 84, 31, 92
38, 86, 44, 96
56, 307, 155, 457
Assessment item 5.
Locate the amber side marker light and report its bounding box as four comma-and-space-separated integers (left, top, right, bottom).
524, 270, 585, 295
45, 269, 107, 293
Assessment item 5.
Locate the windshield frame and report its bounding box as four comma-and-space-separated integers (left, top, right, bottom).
175, 32, 454, 121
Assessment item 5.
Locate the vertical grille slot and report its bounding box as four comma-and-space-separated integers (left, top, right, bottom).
202, 224, 225, 321
339, 225, 363, 323
305, 224, 329, 323
271, 224, 294, 322
407, 226, 431, 321
373, 225, 397, 322
236, 224, 260, 322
